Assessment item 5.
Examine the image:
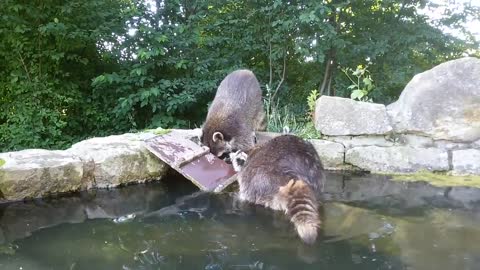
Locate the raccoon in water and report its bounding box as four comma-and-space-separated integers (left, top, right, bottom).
231, 135, 325, 244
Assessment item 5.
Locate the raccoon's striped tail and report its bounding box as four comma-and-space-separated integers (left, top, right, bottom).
279, 179, 321, 245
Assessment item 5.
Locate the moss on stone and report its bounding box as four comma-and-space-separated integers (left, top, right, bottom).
0, 244, 16, 255
391, 170, 480, 188
152, 128, 172, 135
142, 128, 172, 136
0, 170, 12, 200
0, 158, 5, 167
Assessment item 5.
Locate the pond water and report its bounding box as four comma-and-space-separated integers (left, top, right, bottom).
0, 172, 480, 270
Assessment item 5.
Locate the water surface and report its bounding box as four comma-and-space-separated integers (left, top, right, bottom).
0, 172, 479, 270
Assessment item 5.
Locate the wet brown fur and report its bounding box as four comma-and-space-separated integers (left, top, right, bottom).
201, 69, 266, 157
235, 135, 325, 244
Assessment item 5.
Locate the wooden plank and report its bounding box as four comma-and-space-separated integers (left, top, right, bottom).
179, 153, 236, 191
144, 134, 237, 192
144, 134, 209, 168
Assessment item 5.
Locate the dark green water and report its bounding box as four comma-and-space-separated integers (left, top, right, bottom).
0, 173, 480, 270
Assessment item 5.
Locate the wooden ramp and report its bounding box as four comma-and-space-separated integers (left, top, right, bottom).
144, 133, 237, 192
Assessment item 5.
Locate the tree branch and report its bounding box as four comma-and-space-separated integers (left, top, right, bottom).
271, 49, 286, 101
396, 0, 407, 23
18, 52, 32, 83
319, 57, 331, 95
269, 41, 273, 88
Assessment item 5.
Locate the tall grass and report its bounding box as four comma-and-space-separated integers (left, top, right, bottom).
264, 86, 321, 139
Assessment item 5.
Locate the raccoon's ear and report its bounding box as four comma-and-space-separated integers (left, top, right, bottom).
212, 131, 224, 142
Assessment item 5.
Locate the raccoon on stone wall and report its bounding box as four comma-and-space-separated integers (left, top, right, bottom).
201, 69, 266, 159
230, 135, 325, 244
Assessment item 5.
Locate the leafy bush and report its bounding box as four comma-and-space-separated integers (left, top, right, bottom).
342, 65, 375, 102
0, 0, 129, 151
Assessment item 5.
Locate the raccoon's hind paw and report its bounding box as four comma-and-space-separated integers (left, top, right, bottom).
230, 150, 248, 172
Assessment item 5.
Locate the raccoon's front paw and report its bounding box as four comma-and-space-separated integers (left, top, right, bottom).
230, 150, 248, 172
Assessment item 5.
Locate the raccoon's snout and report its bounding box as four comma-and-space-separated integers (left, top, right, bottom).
219, 152, 232, 163
224, 156, 232, 164
230, 150, 248, 172
236, 157, 245, 166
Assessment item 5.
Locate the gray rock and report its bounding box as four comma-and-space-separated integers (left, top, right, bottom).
0, 150, 86, 201
309, 139, 345, 170
474, 140, 480, 149
448, 187, 480, 208
247, 133, 346, 170
167, 128, 202, 141
452, 149, 480, 175
345, 146, 449, 173
433, 140, 472, 150
314, 96, 392, 136
390, 134, 434, 148
0, 181, 169, 244
326, 135, 394, 149
67, 133, 168, 188
387, 57, 480, 142
0, 197, 87, 243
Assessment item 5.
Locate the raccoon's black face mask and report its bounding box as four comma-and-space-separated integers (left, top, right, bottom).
201, 131, 234, 161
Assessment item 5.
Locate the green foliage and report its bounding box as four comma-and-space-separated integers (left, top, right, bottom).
307, 89, 320, 118
266, 87, 321, 140
146, 128, 172, 136
0, 0, 478, 152
342, 65, 375, 102
266, 105, 321, 139
0, 0, 129, 151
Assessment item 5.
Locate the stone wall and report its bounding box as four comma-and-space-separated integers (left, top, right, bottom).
0, 129, 192, 202
312, 57, 480, 175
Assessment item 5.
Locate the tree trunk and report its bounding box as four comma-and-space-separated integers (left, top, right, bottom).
319, 49, 336, 95
319, 1, 341, 96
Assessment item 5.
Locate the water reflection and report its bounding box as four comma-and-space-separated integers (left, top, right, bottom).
0, 172, 479, 269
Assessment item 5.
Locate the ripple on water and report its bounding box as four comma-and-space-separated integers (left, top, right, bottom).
0, 173, 479, 270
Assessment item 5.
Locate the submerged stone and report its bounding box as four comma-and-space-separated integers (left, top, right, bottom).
392, 171, 480, 189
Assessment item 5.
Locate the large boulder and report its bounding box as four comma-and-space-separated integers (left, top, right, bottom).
387, 57, 480, 142
0, 150, 86, 201
314, 96, 392, 136
67, 132, 168, 188
345, 146, 449, 173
